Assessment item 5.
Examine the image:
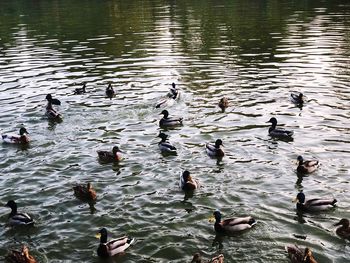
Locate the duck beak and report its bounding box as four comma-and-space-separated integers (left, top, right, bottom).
292, 197, 298, 203
95, 233, 101, 239
208, 215, 215, 223
334, 222, 341, 226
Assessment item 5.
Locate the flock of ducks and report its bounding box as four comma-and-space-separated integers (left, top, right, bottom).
1, 85, 349, 262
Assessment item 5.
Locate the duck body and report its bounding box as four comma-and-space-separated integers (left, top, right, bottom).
267, 117, 294, 139
294, 192, 337, 212
5, 200, 34, 226
218, 97, 229, 112
74, 83, 86, 95
5, 246, 37, 263
2, 128, 29, 144
97, 228, 135, 258
158, 133, 177, 154
334, 218, 350, 239
191, 252, 224, 263
206, 139, 224, 158
211, 211, 256, 234
297, 156, 319, 174
179, 171, 199, 191
285, 245, 317, 263
46, 94, 62, 120
73, 182, 96, 202
159, 110, 183, 127
106, 84, 115, 99
291, 92, 304, 105
97, 146, 122, 162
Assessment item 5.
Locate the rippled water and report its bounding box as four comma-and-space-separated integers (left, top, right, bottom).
1, 0, 350, 262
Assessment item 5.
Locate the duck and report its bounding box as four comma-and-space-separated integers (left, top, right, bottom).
158, 132, 177, 154
297, 156, 319, 174
73, 182, 97, 202
45, 94, 62, 120
266, 117, 294, 139
168, 82, 180, 100
205, 139, 224, 158
218, 97, 229, 112
96, 228, 135, 258
191, 252, 224, 263
106, 83, 115, 99
5, 200, 34, 226
5, 246, 37, 263
97, 146, 123, 162
179, 170, 199, 191
74, 83, 86, 95
334, 218, 350, 240
46, 94, 61, 106
285, 245, 318, 263
291, 92, 304, 105
209, 210, 256, 234
159, 110, 183, 127
293, 192, 337, 212
2, 127, 29, 144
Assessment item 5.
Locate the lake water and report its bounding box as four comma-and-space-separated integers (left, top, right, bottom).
0, 0, 350, 262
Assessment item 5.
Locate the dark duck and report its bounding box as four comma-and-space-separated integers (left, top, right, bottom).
266, 117, 294, 139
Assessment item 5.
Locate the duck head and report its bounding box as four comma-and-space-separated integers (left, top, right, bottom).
293, 192, 305, 204
19, 127, 29, 135
158, 132, 168, 141
182, 170, 191, 182
213, 210, 222, 223
46, 94, 52, 101
97, 228, 108, 243
5, 200, 17, 212
112, 146, 122, 154
160, 110, 169, 119
215, 139, 223, 148
267, 117, 277, 126
297, 155, 304, 164
334, 218, 350, 227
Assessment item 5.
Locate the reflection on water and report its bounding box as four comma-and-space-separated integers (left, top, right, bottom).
0, 0, 350, 262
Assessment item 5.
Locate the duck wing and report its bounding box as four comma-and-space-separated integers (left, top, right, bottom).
305, 198, 337, 207
2, 134, 20, 143
270, 128, 294, 138
304, 160, 319, 167
160, 117, 183, 126
221, 216, 256, 231
159, 141, 177, 152
9, 212, 34, 225
107, 237, 134, 256
97, 151, 114, 161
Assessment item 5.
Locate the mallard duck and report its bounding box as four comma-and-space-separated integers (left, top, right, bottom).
74, 83, 86, 95
218, 97, 229, 112
155, 83, 180, 108
191, 252, 224, 263
297, 156, 319, 174
73, 182, 97, 202
206, 139, 224, 158
334, 218, 350, 239
2, 127, 29, 144
96, 228, 135, 258
5, 246, 37, 263
106, 83, 115, 99
293, 192, 337, 212
267, 117, 294, 139
209, 211, 256, 234
5, 200, 34, 226
168, 82, 179, 100
291, 92, 304, 105
158, 132, 177, 153
159, 110, 183, 127
97, 146, 123, 162
285, 245, 318, 263
45, 94, 62, 120
179, 170, 199, 191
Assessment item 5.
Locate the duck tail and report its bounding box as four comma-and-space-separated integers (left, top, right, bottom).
249, 217, 257, 226
332, 199, 337, 206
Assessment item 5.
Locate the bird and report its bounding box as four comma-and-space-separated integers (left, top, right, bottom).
96, 228, 135, 258
45, 94, 62, 120
5, 246, 37, 263
74, 83, 86, 95
297, 156, 319, 174
293, 192, 337, 212
205, 139, 224, 158
209, 210, 256, 234
73, 182, 97, 202
179, 170, 199, 191
168, 82, 180, 100
46, 94, 61, 105
285, 245, 318, 263
218, 97, 229, 112
106, 83, 115, 99
334, 218, 350, 239
97, 146, 123, 162
159, 110, 183, 127
2, 127, 29, 144
158, 132, 177, 154
191, 252, 224, 263
291, 92, 304, 105
266, 117, 294, 139
5, 200, 34, 226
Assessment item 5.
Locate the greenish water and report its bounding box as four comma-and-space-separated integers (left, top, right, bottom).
0, 0, 350, 262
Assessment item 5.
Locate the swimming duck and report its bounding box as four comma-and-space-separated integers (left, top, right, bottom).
293, 192, 337, 212
5, 200, 34, 226
5, 246, 37, 263
285, 245, 318, 263
159, 110, 183, 127
96, 228, 135, 258
218, 97, 229, 112
46, 94, 61, 105
209, 210, 256, 234
73, 182, 97, 202
2, 127, 29, 144
297, 156, 319, 174
106, 83, 115, 99
179, 170, 199, 191
206, 139, 224, 158
191, 252, 224, 263
158, 132, 177, 154
168, 83, 180, 99
291, 92, 304, 105
46, 94, 62, 120
97, 146, 123, 162
74, 83, 86, 95
267, 117, 294, 139
334, 218, 350, 240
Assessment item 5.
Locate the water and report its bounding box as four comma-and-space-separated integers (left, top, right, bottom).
0, 0, 350, 262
